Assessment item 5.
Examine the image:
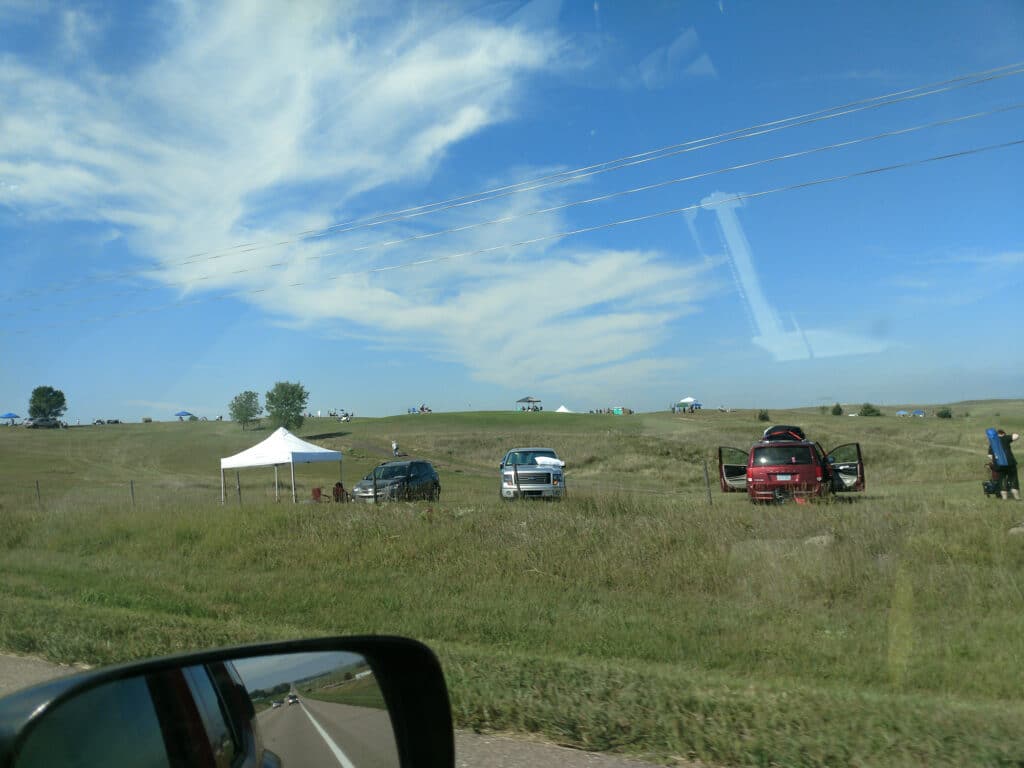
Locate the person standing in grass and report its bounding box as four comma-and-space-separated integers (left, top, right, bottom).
989, 429, 1020, 500
392, 439, 399, 457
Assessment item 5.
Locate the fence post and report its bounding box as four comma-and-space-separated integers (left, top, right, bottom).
35, 480, 41, 506
130, 479, 135, 507
703, 459, 713, 506
236, 472, 242, 505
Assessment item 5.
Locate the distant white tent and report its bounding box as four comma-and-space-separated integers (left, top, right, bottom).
555, 404, 574, 413
220, 427, 342, 503
678, 396, 696, 404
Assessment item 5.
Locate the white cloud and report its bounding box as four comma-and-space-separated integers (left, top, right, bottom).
60, 7, 101, 57
0, 0, 720, 391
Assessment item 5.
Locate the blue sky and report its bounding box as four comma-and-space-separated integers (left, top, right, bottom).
1, 0, 1021, 422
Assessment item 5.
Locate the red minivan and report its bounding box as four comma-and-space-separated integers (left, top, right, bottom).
718, 438, 865, 502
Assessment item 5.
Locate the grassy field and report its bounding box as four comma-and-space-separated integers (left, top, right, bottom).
2, 403, 1023, 765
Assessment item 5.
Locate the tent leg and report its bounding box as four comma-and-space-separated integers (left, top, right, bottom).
220, 469, 225, 503
290, 462, 297, 503
274, 465, 280, 502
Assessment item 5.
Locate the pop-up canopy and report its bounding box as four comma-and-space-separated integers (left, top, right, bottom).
220, 427, 342, 503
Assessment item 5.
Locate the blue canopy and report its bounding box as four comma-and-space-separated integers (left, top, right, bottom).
175, 410, 194, 417
1, 412, 19, 419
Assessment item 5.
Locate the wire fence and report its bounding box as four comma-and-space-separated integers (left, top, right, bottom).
6, 459, 720, 511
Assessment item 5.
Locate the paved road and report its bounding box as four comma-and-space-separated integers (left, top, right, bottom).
0, 653, 663, 768
258, 697, 400, 767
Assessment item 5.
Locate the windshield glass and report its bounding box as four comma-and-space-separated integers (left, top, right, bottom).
505, 451, 557, 465
374, 465, 409, 481
753, 445, 814, 466
1, 4, 1021, 766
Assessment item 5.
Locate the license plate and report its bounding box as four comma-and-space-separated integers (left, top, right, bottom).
775, 474, 792, 481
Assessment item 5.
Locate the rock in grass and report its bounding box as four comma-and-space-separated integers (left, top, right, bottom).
804, 533, 835, 547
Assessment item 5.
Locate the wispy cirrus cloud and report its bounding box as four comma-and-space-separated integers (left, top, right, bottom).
0, 0, 716, 393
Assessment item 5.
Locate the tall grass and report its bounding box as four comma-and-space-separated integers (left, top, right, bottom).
1, 404, 1023, 765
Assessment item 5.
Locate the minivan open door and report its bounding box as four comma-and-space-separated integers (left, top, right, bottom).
826, 443, 865, 491
718, 447, 749, 492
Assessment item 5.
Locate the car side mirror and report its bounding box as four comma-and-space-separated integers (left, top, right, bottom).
0, 636, 454, 768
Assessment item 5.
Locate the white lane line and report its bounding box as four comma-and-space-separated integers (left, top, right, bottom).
302, 705, 357, 768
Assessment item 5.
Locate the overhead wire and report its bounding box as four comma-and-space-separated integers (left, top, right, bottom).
5, 99, 1021, 313
5, 136, 1021, 335
175, 60, 1024, 261
3, 60, 1022, 300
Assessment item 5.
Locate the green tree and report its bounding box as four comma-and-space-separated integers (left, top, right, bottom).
860, 402, 882, 417
228, 390, 263, 430
757, 409, 770, 422
937, 407, 953, 419
29, 386, 67, 419
831, 402, 843, 416
265, 381, 309, 430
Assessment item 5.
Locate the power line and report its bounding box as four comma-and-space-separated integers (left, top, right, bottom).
189, 60, 1024, 258
4, 61, 1022, 300
5, 137, 1020, 336
5, 99, 1021, 312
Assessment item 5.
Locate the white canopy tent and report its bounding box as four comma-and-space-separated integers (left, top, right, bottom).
220, 427, 343, 503
555, 404, 574, 413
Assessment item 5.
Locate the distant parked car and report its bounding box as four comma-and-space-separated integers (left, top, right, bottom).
719, 428, 865, 502
499, 447, 566, 500
351, 460, 441, 502
24, 417, 59, 429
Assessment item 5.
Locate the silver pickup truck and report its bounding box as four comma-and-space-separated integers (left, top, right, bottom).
499, 447, 566, 500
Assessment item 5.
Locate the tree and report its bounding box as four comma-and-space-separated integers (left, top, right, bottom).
860, 402, 882, 417
29, 386, 67, 419
757, 409, 770, 422
228, 390, 263, 430
265, 381, 309, 430
831, 402, 843, 416
937, 407, 953, 419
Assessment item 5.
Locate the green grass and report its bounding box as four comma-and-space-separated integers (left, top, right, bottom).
1, 403, 1023, 765
303, 676, 388, 710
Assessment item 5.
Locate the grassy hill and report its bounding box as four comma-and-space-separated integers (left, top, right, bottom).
2, 402, 1023, 765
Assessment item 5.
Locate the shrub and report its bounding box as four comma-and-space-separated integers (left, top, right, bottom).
142, 417, 152, 423
937, 408, 953, 419
859, 403, 882, 417
757, 409, 770, 422
831, 403, 843, 416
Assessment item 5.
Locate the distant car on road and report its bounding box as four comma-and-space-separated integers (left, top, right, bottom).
24, 417, 60, 429
351, 460, 441, 502
286, 693, 299, 705
499, 447, 566, 500
271, 700, 283, 709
